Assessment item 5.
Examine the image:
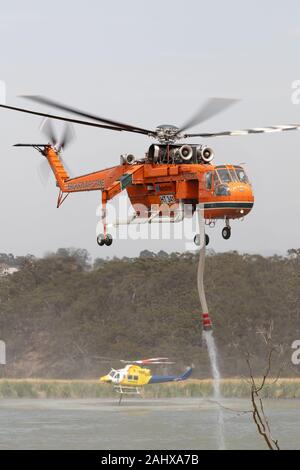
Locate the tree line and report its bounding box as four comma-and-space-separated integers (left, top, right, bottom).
0, 248, 299, 379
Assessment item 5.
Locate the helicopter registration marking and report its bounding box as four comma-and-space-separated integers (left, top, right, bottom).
160, 194, 176, 204
65, 180, 105, 191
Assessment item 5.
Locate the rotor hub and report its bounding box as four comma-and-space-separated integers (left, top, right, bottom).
154, 124, 181, 143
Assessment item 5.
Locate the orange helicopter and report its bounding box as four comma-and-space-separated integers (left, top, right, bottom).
0, 96, 298, 246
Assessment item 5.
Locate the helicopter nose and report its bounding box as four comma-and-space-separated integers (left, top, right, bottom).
229, 182, 254, 214
99, 375, 111, 383
231, 182, 253, 198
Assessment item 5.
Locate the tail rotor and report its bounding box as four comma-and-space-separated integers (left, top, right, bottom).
40, 118, 75, 152
38, 118, 75, 184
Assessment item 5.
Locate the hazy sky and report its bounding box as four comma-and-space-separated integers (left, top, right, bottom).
1, 0, 300, 258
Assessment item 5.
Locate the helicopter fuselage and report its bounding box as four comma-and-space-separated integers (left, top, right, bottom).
30, 144, 254, 245
59, 142, 254, 223
125, 161, 254, 221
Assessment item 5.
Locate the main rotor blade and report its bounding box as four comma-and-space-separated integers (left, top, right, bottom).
0, 103, 145, 134
23, 95, 154, 135
184, 124, 300, 138
179, 98, 239, 133
121, 358, 175, 365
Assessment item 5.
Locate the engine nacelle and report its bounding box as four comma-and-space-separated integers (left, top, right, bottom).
178, 145, 193, 161
123, 153, 136, 165
197, 146, 214, 163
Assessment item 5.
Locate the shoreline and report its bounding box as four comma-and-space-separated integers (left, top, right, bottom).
1, 378, 300, 399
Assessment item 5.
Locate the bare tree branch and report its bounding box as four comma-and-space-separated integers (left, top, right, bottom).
245, 322, 281, 450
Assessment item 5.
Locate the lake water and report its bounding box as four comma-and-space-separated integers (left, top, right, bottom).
0, 398, 299, 450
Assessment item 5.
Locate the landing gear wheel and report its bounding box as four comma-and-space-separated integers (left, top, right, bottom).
104, 234, 113, 246
193, 234, 209, 246
97, 233, 105, 246
222, 226, 231, 240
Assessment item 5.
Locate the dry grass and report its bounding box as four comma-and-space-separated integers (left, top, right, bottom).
1, 378, 300, 399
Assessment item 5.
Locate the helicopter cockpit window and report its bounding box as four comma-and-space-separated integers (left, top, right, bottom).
234, 166, 249, 183
216, 168, 231, 183
109, 370, 116, 378
229, 169, 238, 182
206, 172, 212, 189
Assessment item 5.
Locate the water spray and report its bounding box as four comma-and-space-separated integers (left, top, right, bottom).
197, 206, 225, 450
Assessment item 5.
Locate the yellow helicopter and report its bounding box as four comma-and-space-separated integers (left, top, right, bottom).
99, 357, 193, 404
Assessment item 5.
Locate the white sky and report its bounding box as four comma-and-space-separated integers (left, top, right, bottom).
1, 0, 300, 258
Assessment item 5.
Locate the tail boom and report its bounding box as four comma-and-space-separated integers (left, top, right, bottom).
148, 367, 193, 384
